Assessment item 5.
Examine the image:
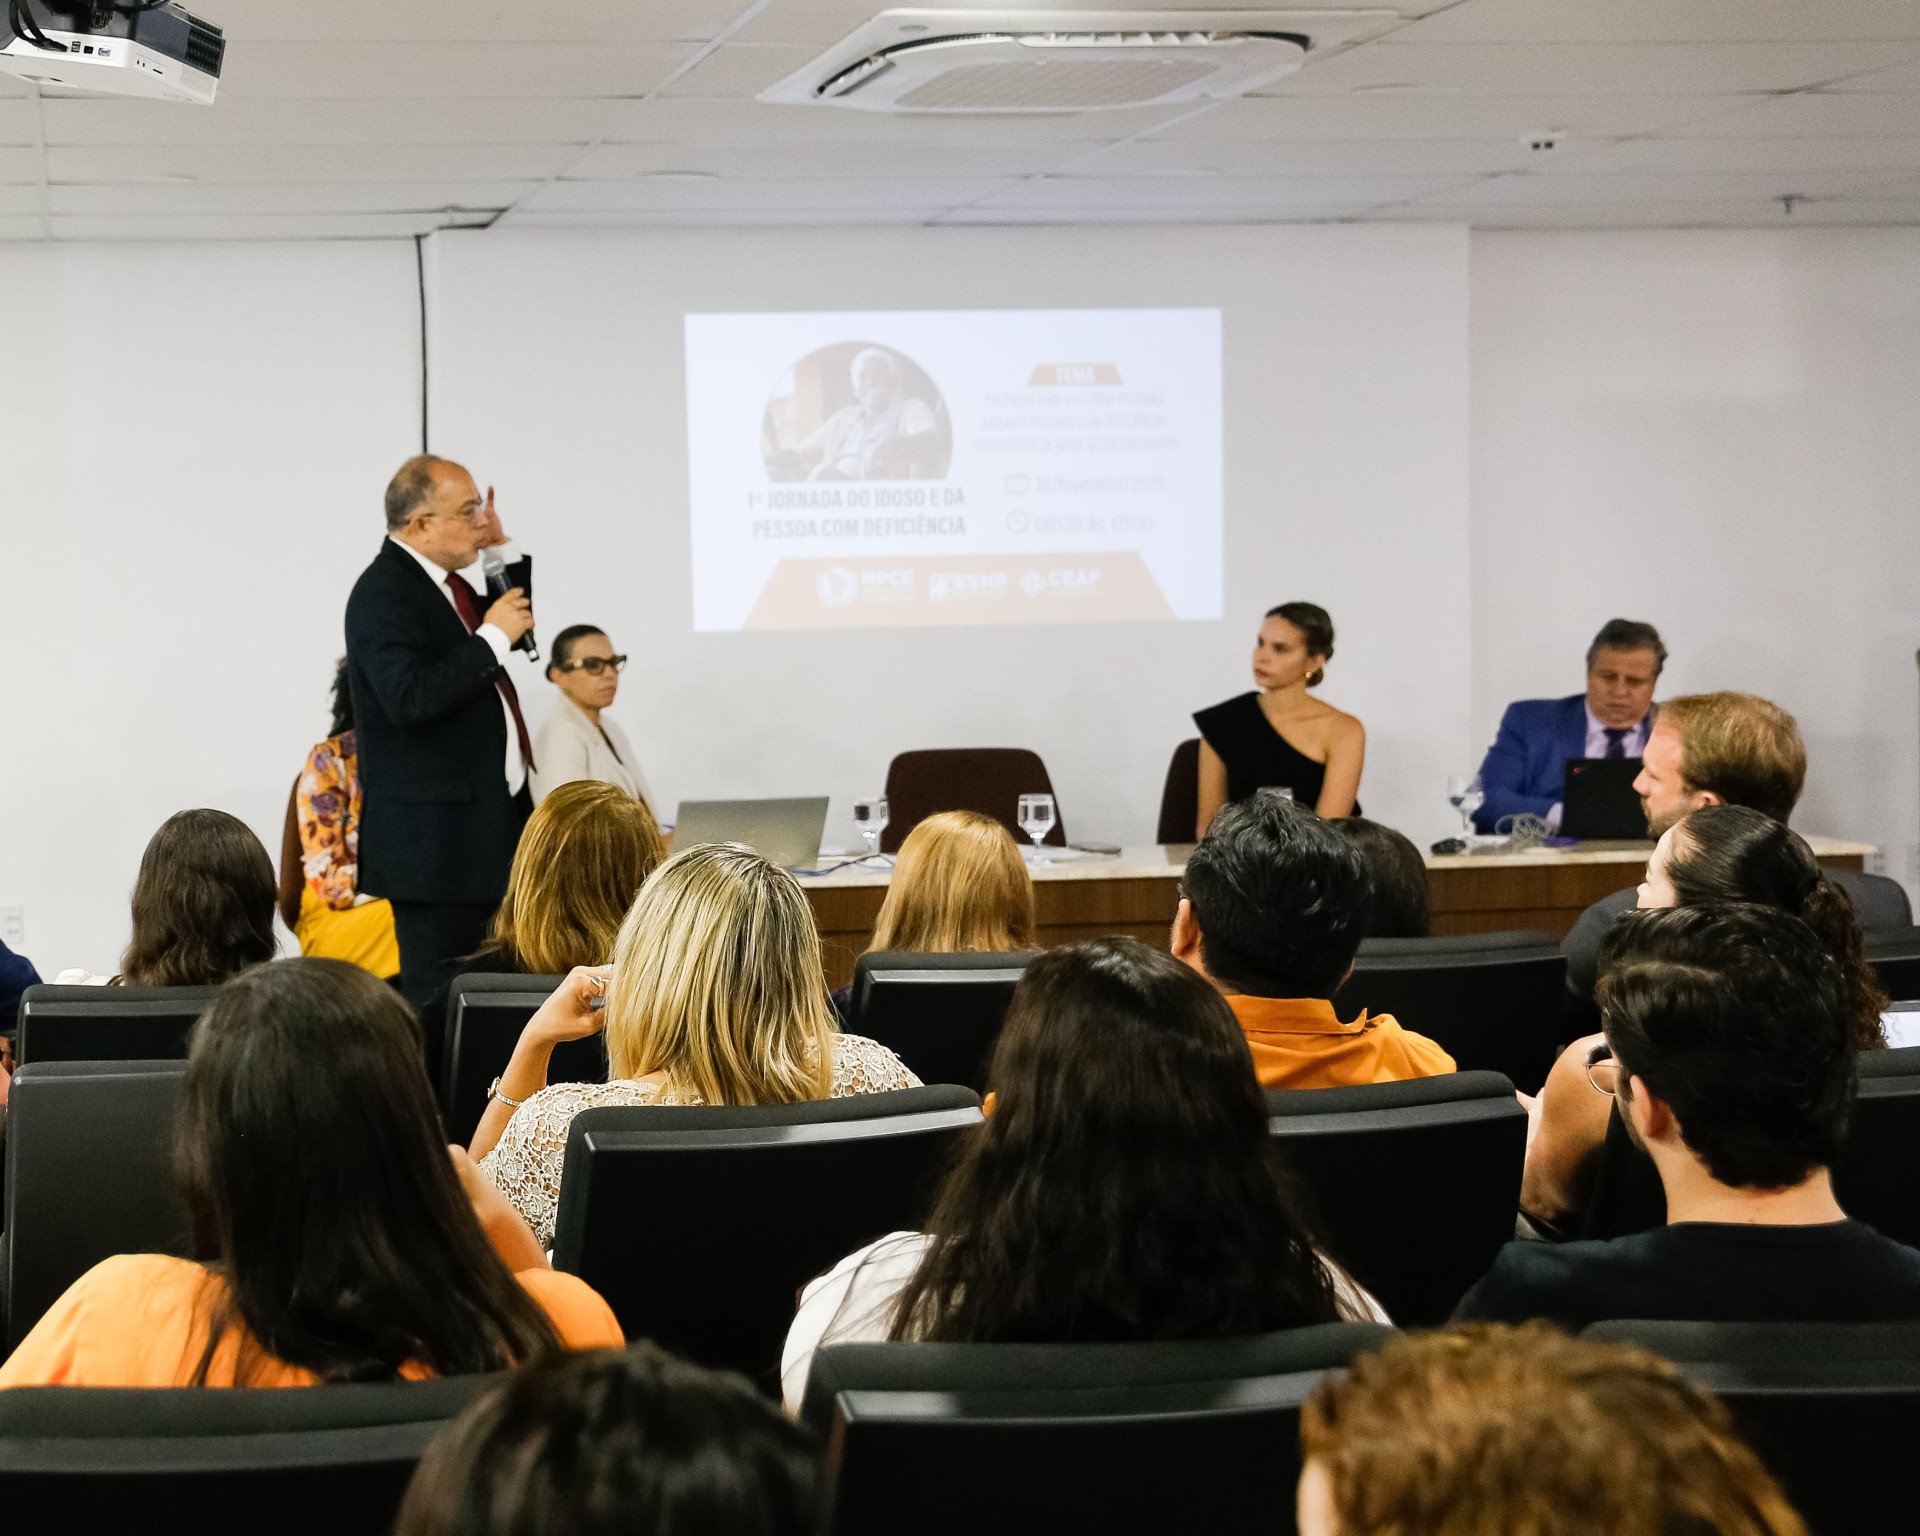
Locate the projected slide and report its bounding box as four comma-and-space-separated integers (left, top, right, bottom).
684, 307, 1222, 632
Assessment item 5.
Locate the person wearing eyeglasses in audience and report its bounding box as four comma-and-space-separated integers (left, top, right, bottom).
531, 625, 652, 811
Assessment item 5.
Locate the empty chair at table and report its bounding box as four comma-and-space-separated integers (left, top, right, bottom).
879, 748, 1066, 853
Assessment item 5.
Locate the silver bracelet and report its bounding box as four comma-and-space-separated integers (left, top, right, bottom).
487, 1076, 527, 1109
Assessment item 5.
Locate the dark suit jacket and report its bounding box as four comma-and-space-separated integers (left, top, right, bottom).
1561, 870, 1916, 1032
344, 539, 527, 906
1475, 694, 1617, 833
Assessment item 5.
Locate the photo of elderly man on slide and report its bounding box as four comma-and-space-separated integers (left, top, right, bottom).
762, 343, 951, 482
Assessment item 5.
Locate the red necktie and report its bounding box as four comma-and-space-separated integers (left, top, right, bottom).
446, 573, 536, 777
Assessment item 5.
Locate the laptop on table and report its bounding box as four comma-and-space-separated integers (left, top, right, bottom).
1560, 758, 1649, 841
668, 797, 831, 870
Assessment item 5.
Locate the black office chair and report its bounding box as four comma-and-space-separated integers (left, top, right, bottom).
802, 1322, 1393, 1536
1581, 1045, 1920, 1247
0, 1374, 500, 1536
880, 748, 1066, 853
1267, 1072, 1525, 1326
1586, 1320, 1920, 1536
15, 984, 217, 1066
846, 952, 1036, 1093
1154, 737, 1201, 844
1868, 926, 1920, 1002
552, 1087, 982, 1384
440, 973, 605, 1143
1335, 935, 1566, 1093
1, 1060, 196, 1351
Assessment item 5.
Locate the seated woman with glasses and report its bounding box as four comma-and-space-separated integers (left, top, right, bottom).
531, 625, 652, 811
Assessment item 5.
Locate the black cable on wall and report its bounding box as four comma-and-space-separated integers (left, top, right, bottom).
414, 233, 430, 452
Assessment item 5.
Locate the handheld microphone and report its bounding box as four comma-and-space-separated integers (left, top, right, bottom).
480, 547, 539, 661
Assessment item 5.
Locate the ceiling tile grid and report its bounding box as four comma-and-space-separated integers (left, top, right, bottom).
0, 0, 1916, 240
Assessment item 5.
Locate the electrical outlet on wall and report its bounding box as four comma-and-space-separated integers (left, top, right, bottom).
0, 906, 22, 949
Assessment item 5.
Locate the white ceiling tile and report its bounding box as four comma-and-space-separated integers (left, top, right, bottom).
1150, 92, 1760, 140
934, 204, 1368, 224
0, 98, 34, 145
1265, 41, 1920, 96
203, 0, 749, 43
1397, 0, 1920, 44
1757, 198, 1920, 224
47, 143, 579, 182
1415, 168, 1916, 205
1061, 136, 1535, 176
0, 146, 40, 181
0, 184, 43, 214
499, 207, 953, 229
973, 172, 1479, 210
653, 44, 827, 98
47, 211, 466, 238
567, 139, 1088, 178
47, 181, 531, 215
521, 176, 1009, 212
39, 97, 631, 147
606, 96, 1183, 145
1674, 91, 1920, 137
1564, 137, 1920, 177
217, 41, 698, 99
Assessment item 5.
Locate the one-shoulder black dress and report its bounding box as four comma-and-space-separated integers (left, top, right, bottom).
1193, 692, 1359, 816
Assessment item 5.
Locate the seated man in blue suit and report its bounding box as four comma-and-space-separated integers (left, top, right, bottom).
1473, 618, 1666, 833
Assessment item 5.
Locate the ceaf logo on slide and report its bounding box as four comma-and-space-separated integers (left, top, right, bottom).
1020, 568, 1102, 598
816, 567, 858, 608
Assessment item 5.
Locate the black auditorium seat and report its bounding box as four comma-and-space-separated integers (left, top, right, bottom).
0, 1374, 500, 1536
1267, 1071, 1525, 1326
1335, 933, 1566, 1093
880, 748, 1066, 853
15, 984, 217, 1066
439, 972, 605, 1143
2, 1060, 195, 1351
1867, 926, 1920, 1003
551, 1087, 981, 1384
846, 951, 1037, 1093
801, 1322, 1393, 1536
1581, 1045, 1920, 1248
1586, 1320, 1920, 1536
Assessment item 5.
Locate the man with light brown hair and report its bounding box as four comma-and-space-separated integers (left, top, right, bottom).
1562, 690, 1909, 1018
1296, 1323, 1806, 1536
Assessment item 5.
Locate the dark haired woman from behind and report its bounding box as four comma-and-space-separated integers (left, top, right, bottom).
1194, 601, 1365, 836
396, 1344, 823, 1536
1336, 818, 1432, 940
1522, 802, 1892, 1230
55, 808, 277, 987
780, 936, 1385, 1412
0, 958, 621, 1387
290, 658, 400, 979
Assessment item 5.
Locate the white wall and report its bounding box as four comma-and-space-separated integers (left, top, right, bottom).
1470, 230, 1920, 898
8, 222, 1916, 973
1, 241, 422, 974
424, 223, 1474, 859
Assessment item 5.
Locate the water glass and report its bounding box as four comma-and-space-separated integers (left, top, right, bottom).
1017, 792, 1057, 864
1446, 774, 1485, 835
852, 796, 889, 859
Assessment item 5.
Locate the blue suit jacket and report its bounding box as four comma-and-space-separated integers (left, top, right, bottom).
1473, 694, 1594, 833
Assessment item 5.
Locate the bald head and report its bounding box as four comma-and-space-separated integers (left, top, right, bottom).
385, 455, 462, 531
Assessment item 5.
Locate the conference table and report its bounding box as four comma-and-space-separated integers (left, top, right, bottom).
800, 837, 1874, 990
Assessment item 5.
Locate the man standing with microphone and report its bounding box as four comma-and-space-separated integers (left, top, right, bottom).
345, 455, 536, 1011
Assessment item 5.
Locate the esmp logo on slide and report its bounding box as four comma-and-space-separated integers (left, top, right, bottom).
816, 568, 858, 608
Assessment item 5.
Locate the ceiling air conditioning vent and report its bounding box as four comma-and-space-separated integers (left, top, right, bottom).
760, 9, 1398, 114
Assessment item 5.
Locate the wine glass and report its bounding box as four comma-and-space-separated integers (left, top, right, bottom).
1446, 774, 1484, 836
1017, 792, 1057, 865
852, 796, 889, 861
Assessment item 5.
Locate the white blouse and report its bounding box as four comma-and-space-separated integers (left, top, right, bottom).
780, 1232, 1393, 1414
477, 1033, 920, 1250
530, 696, 652, 810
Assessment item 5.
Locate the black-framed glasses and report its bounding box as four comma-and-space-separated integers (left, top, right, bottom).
558, 655, 628, 676
1585, 1039, 1622, 1097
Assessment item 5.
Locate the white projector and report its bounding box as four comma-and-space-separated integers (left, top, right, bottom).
0, 0, 223, 103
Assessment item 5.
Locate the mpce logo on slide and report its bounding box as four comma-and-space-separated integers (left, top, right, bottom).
816, 567, 858, 608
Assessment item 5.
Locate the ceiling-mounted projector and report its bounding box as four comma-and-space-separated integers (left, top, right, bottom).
0, 0, 223, 103
761, 8, 1397, 114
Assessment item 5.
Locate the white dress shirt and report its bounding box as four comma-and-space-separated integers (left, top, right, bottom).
386, 535, 525, 794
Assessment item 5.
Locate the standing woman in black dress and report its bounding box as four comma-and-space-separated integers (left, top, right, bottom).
1193, 602, 1365, 837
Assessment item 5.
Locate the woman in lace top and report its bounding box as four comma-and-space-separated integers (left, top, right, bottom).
782, 937, 1386, 1412
472, 843, 918, 1247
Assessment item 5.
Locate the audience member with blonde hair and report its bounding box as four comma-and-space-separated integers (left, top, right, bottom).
421, 780, 666, 1042
833, 810, 1036, 1018
472, 843, 918, 1247
1297, 1323, 1806, 1536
